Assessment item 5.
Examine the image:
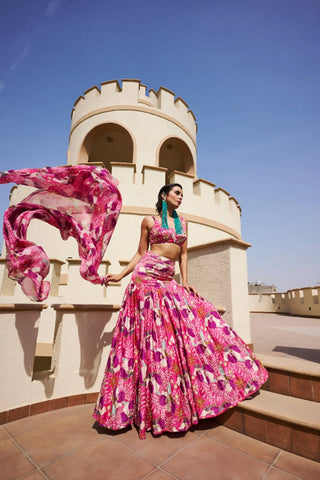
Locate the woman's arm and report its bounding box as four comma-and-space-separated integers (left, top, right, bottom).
179, 220, 189, 286
179, 230, 188, 286
104, 216, 150, 284
179, 221, 199, 296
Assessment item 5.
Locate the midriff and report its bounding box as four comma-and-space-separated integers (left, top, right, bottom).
150, 243, 181, 261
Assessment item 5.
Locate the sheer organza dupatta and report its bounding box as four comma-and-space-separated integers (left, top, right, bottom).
0, 165, 122, 301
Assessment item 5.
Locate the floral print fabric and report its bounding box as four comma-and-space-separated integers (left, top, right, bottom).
94, 251, 268, 439
0, 165, 122, 301
149, 216, 187, 246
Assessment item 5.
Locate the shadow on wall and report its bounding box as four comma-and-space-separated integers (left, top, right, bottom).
15, 312, 41, 377
75, 312, 114, 388
273, 346, 320, 363
15, 310, 115, 398
15, 311, 56, 398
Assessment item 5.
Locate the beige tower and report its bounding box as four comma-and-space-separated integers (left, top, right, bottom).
0, 79, 251, 414
67, 79, 250, 335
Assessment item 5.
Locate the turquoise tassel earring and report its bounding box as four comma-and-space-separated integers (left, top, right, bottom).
161, 197, 183, 234
161, 199, 169, 229
173, 210, 183, 234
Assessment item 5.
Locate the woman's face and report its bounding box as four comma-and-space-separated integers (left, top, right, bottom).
164, 186, 183, 210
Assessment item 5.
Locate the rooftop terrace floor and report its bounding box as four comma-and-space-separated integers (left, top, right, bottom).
250, 312, 320, 364
1, 313, 319, 480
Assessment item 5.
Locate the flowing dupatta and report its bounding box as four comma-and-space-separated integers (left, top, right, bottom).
0, 165, 122, 301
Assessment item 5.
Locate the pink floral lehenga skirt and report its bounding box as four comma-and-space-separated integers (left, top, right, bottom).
93, 251, 268, 438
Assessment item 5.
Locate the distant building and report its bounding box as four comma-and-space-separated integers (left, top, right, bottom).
248, 282, 277, 294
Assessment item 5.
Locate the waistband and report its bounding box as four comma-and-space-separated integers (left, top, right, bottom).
144, 250, 175, 264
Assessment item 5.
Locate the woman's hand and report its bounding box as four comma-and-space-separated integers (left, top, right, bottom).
104, 273, 122, 285
182, 282, 199, 297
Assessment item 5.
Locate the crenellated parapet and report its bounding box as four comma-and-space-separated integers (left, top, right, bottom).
68, 79, 198, 180
70, 79, 197, 140
249, 287, 320, 317
108, 163, 242, 237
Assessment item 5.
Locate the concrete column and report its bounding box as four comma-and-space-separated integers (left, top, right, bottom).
187, 238, 252, 344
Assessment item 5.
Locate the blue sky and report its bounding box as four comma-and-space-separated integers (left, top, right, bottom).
0, 0, 319, 292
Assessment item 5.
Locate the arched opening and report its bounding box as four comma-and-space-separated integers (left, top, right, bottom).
159, 137, 195, 183
79, 123, 134, 170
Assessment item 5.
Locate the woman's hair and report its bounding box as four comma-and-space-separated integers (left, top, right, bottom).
155, 183, 183, 214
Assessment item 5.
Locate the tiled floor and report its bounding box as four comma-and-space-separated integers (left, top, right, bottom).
1, 403, 320, 480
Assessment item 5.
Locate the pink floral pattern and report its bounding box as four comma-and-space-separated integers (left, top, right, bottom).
93, 251, 268, 439
0, 165, 122, 301
149, 216, 187, 246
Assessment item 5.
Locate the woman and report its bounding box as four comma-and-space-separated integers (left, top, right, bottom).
93, 183, 268, 439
